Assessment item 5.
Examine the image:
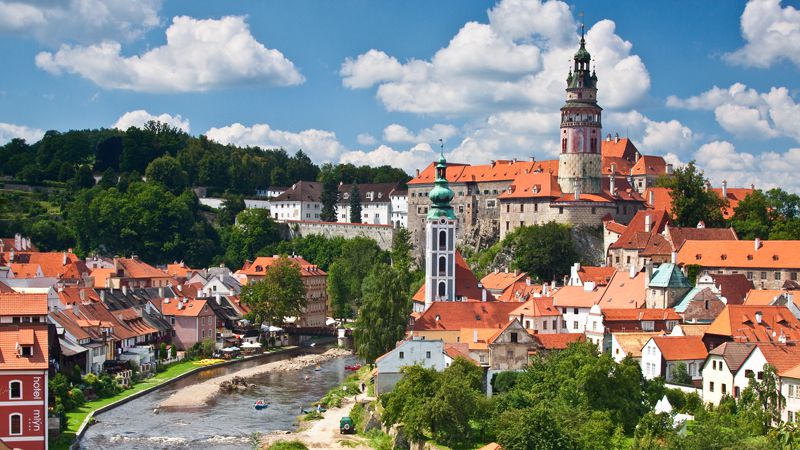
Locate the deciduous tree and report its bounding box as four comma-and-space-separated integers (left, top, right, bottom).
353, 263, 410, 363
240, 256, 306, 326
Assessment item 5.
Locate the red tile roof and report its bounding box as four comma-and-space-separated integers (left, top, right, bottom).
1, 251, 86, 279
631, 155, 667, 176
510, 297, 561, 319
480, 271, 528, 292
665, 226, 738, 251
598, 271, 648, 308
0, 293, 48, 316
57, 287, 101, 306
601, 137, 640, 161
534, 333, 585, 350
0, 282, 13, 293
601, 308, 680, 322
643, 187, 673, 213
410, 160, 545, 185
609, 210, 671, 250
239, 256, 326, 277
678, 240, 800, 269
116, 257, 170, 280
91, 267, 115, 288
652, 336, 708, 361
9, 263, 41, 278
712, 188, 754, 220
553, 285, 604, 308
708, 274, 752, 305
577, 266, 616, 286
0, 325, 49, 370
412, 302, 522, 332
705, 305, 800, 343
412, 251, 483, 302
496, 281, 543, 302
158, 298, 212, 317
605, 220, 628, 235
497, 172, 562, 200
49, 310, 92, 341
757, 343, 800, 373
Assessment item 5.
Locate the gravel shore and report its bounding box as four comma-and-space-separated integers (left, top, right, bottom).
159, 347, 353, 408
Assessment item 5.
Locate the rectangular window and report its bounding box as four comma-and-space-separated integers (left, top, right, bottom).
761, 272, 767, 280
722, 384, 727, 395
552, 319, 557, 330
776, 272, 782, 280
399, 352, 404, 360
712, 361, 717, 370
426, 351, 431, 359
559, 207, 564, 214
506, 205, 510, 213
542, 321, 548, 330
709, 382, 715, 392
506, 221, 510, 231
534, 203, 538, 212
458, 205, 465, 213
573, 321, 579, 330
510, 332, 518, 343
486, 199, 497, 208
573, 308, 579, 314
562, 320, 567, 328
747, 271, 753, 280
790, 385, 795, 398
19, 346, 32, 357
793, 272, 798, 281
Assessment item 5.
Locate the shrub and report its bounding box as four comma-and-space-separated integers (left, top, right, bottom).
170, 344, 177, 359
69, 387, 85, 407
268, 441, 308, 450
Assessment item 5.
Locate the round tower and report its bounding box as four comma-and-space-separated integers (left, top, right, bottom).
424, 152, 457, 307
558, 26, 603, 194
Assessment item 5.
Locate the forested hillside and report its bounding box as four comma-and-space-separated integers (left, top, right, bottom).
0, 121, 410, 268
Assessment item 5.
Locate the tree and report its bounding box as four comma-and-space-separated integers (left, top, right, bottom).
671, 361, 692, 386
240, 256, 306, 326
159, 342, 168, 360
98, 167, 118, 189
327, 238, 387, 321
219, 195, 246, 227
145, 155, 188, 194
390, 227, 414, 272
221, 208, 281, 267
731, 190, 771, 239
349, 184, 362, 223
353, 263, 410, 363
170, 344, 177, 359
508, 222, 578, 282
70, 165, 95, 189
428, 359, 486, 447
495, 407, 579, 450
319, 177, 338, 222
657, 161, 725, 227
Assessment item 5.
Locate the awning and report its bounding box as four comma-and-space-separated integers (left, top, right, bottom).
241, 342, 262, 348
59, 338, 88, 357
261, 325, 283, 332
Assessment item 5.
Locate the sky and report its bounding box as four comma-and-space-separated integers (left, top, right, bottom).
0, 0, 799, 190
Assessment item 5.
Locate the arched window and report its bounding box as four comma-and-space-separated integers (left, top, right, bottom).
438, 282, 446, 298
8, 380, 21, 400
9, 413, 21, 435
438, 230, 447, 250
438, 256, 447, 276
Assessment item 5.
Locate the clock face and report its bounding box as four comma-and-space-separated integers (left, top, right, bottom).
440, 218, 447, 225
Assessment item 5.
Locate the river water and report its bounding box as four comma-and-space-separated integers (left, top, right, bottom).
79, 349, 357, 450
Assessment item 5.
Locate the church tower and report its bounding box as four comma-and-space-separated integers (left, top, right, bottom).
424, 152, 457, 308
558, 26, 603, 194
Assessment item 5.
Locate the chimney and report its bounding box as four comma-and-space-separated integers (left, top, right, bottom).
751, 184, 755, 190
722, 180, 728, 198
755, 238, 762, 251
416, 168, 420, 177
177, 284, 182, 292
648, 190, 654, 207
72, 303, 79, 316
755, 311, 763, 324
606, 133, 612, 142
504, 267, 508, 274
644, 214, 652, 233
122, 285, 128, 295
14, 233, 21, 250
542, 283, 549, 296
551, 279, 556, 290
100, 290, 105, 302
9, 249, 14, 263
525, 277, 531, 286
481, 288, 487, 302
584, 281, 596, 292
473, 329, 478, 343
62, 251, 67, 266
704, 180, 711, 192
25, 238, 31, 251
697, 221, 705, 229
614, 132, 619, 143
635, 152, 640, 162
146, 302, 152, 314
79, 290, 86, 304
629, 263, 636, 279
671, 251, 677, 264
609, 174, 615, 195
645, 260, 653, 286
514, 269, 519, 276
158, 287, 164, 298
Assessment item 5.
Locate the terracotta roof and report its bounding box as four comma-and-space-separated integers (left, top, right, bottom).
602, 156, 633, 176
410, 160, 544, 185
609, 210, 671, 250
49, 311, 92, 341
477, 443, 503, 450
601, 137, 640, 161
412, 251, 483, 302
1, 251, 84, 278
77, 302, 138, 341
677, 240, 800, 269
705, 305, 800, 343
272, 181, 323, 202
643, 186, 754, 220
114, 308, 158, 335
577, 266, 616, 286
708, 342, 757, 373
0, 282, 13, 293
509, 297, 561, 319
614, 332, 664, 358
552, 285, 604, 308
631, 155, 667, 176
665, 226, 738, 251
412, 302, 522, 332
677, 324, 710, 336
239, 256, 326, 277
708, 274, 753, 305
711, 187, 754, 220
605, 220, 627, 235
158, 298, 211, 317
601, 308, 680, 322
0, 293, 48, 316
780, 363, 800, 378
444, 343, 472, 361
9, 263, 41, 278
458, 327, 497, 351
91, 267, 115, 288
756, 343, 800, 373
534, 333, 585, 350
57, 287, 101, 306
0, 325, 48, 370
652, 336, 708, 361
496, 281, 543, 302
166, 262, 198, 279
598, 271, 648, 308
480, 271, 528, 292
745, 290, 792, 305
116, 257, 170, 280
639, 233, 674, 257
497, 172, 562, 200
643, 187, 673, 213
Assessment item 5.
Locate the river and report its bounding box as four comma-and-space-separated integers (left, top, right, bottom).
79, 350, 357, 450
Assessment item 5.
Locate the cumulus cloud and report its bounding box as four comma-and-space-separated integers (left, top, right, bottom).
693, 140, 800, 192
340, 144, 435, 175
112, 110, 190, 132
0, 0, 161, 45
205, 123, 346, 162
36, 15, 304, 93
339, 0, 650, 115
0, 122, 45, 145
356, 133, 376, 146
668, 83, 800, 142
724, 0, 800, 68
605, 110, 695, 155
382, 123, 459, 144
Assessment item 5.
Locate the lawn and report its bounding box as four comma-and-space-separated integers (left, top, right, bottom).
50, 359, 202, 450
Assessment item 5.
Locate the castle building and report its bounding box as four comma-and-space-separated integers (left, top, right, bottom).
406, 31, 659, 256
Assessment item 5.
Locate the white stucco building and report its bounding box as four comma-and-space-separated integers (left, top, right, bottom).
640, 335, 707, 383
375, 339, 452, 394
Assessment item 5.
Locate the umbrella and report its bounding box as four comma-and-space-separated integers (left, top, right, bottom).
241, 342, 262, 348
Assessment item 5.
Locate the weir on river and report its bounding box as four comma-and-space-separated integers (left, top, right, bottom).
79, 349, 357, 450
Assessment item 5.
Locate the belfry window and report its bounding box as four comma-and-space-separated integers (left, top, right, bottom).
438, 282, 446, 298
438, 256, 447, 276
439, 230, 447, 250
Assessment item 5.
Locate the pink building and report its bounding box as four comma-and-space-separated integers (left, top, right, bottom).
156, 299, 216, 350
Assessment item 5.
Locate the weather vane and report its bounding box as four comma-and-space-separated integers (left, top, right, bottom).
439, 138, 444, 157
578, 11, 585, 38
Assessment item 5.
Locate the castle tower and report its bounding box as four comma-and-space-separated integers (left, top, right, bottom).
424, 152, 457, 308
558, 26, 602, 194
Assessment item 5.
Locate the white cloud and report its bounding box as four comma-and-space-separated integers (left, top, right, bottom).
205, 123, 346, 163
340, 0, 650, 115
0, 0, 161, 45
0, 122, 45, 145
724, 0, 800, 68
36, 15, 304, 93
668, 83, 800, 142
340, 144, 435, 175
605, 110, 694, 155
112, 110, 190, 132
382, 123, 459, 144
356, 133, 376, 146
693, 140, 800, 192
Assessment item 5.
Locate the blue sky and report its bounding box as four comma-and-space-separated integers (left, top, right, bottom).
1, 0, 799, 190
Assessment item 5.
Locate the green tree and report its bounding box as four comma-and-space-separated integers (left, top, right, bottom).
657, 161, 725, 227
319, 177, 338, 222
70, 165, 95, 189
221, 208, 281, 267
159, 342, 168, 360
57, 162, 75, 182
671, 361, 693, 386
390, 227, 414, 273
353, 263, 410, 363
145, 155, 188, 194
429, 358, 485, 447
349, 184, 362, 223
240, 256, 306, 326
507, 222, 578, 282
327, 237, 387, 321
731, 190, 771, 239
495, 407, 579, 450
170, 344, 177, 359
219, 195, 246, 227
98, 167, 118, 189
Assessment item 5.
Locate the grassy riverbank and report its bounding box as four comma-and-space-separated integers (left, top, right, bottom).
50, 359, 205, 450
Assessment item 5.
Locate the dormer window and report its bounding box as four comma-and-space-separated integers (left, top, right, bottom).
695, 254, 701, 260
747, 255, 753, 260
721, 254, 727, 260
773, 255, 780, 261
18, 345, 32, 357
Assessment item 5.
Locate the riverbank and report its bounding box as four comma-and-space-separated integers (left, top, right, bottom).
160, 347, 352, 409
261, 396, 371, 449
